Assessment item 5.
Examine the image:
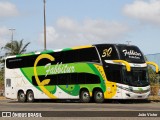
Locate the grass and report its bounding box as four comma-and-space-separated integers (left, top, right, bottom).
148, 96, 160, 101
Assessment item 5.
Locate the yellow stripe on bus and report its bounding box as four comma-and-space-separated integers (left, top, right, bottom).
113, 60, 131, 72
72, 45, 93, 50
94, 64, 117, 99
34, 54, 57, 99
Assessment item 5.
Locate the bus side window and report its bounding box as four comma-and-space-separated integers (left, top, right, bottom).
78, 48, 100, 63
6, 79, 11, 87
105, 67, 122, 83
111, 70, 122, 83
69, 73, 78, 84
61, 50, 78, 64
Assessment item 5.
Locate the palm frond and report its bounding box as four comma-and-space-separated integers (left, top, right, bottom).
20, 42, 30, 53
1, 40, 30, 56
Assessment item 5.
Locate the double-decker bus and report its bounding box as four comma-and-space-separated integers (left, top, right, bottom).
4, 44, 159, 103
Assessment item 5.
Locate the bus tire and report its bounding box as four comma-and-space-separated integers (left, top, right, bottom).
26, 91, 34, 102
94, 90, 104, 103
80, 90, 90, 103
18, 91, 26, 102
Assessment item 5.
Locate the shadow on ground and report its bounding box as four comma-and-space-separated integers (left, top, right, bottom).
7, 99, 152, 104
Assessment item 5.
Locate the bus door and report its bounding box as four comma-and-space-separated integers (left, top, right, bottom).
104, 64, 123, 99
5, 78, 15, 99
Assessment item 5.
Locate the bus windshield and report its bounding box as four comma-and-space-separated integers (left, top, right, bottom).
123, 67, 149, 87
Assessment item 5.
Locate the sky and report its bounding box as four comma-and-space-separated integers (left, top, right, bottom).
0, 0, 160, 55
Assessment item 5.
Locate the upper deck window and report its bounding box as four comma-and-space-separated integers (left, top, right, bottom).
95, 44, 119, 60
6, 47, 100, 69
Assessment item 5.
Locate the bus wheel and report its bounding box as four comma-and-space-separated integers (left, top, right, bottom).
27, 91, 34, 102
80, 90, 90, 103
94, 90, 104, 103
18, 91, 26, 102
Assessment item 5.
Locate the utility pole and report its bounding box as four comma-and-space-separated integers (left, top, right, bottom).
9, 28, 16, 50
43, 0, 47, 50
126, 41, 131, 45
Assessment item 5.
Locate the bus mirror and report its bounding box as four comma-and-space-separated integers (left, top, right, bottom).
113, 60, 131, 72
157, 71, 160, 74
146, 61, 159, 74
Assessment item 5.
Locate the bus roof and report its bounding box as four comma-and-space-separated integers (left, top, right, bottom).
94, 43, 137, 48
5, 43, 138, 59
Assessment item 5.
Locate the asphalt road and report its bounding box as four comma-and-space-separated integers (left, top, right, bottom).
0, 99, 160, 119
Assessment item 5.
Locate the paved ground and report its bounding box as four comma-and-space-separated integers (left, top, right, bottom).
0, 99, 160, 119
0, 99, 160, 113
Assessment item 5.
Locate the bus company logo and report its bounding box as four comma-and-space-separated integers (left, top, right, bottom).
45, 62, 75, 77
102, 47, 112, 58
122, 49, 141, 57
122, 49, 141, 59
33, 54, 75, 98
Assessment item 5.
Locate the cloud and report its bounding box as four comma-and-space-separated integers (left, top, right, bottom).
57, 17, 78, 32
40, 26, 59, 43
123, 0, 160, 25
0, 1, 19, 17
0, 26, 8, 36
39, 17, 129, 49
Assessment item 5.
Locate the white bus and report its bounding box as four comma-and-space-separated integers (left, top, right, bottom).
5, 44, 159, 103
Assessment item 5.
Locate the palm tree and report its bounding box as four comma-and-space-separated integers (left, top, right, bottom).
1, 39, 30, 56
0, 39, 30, 70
